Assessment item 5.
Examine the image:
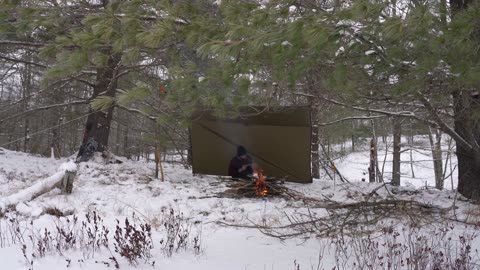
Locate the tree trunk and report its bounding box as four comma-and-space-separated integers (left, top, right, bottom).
115, 120, 121, 155
304, 71, 321, 179
77, 52, 121, 161
21, 52, 32, 153
123, 120, 130, 159
391, 117, 401, 185
311, 114, 320, 179
428, 127, 444, 190
369, 138, 377, 183
453, 90, 480, 200
187, 128, 193, 166
450, 0, 480, 200
391, 0, 397, 16
440, 0, 447, 25
369, 116, 379, 182
351, 120, 355, 152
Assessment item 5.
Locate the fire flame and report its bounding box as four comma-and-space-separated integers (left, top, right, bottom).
254, 168, 268, 196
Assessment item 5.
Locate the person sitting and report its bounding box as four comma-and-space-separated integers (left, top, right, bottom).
228, 145, 253, 179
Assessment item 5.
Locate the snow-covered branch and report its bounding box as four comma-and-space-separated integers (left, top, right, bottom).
318, 115, 387, 126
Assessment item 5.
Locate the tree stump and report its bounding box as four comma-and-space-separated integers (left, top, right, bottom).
62, 170, 76, 194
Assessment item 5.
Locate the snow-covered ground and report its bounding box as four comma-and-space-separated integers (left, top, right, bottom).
0, 141, 477, 270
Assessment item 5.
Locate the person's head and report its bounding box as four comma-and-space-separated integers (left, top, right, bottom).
236, 145, 247, 159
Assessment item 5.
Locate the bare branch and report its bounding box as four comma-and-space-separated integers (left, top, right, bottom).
0, 40, 50, 48
318, 115, 387, 126
0, 54, 47, 68
417, 91, 476, 152
0, 100, 87, 123
116, 104, 157, 121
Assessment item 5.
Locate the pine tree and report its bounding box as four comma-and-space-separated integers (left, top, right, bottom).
186, 0, 480, 198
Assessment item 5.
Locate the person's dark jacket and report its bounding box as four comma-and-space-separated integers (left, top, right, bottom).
228, 155, 253, 179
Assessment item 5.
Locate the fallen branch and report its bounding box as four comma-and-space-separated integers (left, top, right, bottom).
219, 195, 449, 241
0, 161, 77, 209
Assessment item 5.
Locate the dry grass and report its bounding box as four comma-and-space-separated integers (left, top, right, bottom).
43, 207, 74, 217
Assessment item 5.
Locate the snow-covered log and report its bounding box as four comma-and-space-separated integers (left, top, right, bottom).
0, 160, 77, 209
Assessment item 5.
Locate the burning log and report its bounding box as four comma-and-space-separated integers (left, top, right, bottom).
255, 169, 268, 196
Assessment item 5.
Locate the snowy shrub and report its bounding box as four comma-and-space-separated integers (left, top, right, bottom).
113, 215, 153, 266
320, 224, 480, 270
80, 211, 110, 258
4, 209, 202, 269
0, 209, 26, 248
159, 208, 201, 257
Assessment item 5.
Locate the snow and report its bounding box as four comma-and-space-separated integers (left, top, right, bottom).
0, 139, 477, 270
57, 160, 78, 173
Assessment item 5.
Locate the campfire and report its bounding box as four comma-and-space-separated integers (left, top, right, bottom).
254, 169, 268, 196
221, 168, 299, 199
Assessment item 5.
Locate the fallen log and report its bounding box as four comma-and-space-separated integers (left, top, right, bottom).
0, 160, 77, 209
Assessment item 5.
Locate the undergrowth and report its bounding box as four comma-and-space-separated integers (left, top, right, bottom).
0, 209, 202, 269
295, 223, 479, 270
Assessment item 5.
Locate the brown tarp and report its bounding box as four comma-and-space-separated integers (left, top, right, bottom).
191, 107, 312, 183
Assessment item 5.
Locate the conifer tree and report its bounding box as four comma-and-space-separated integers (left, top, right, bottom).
187, 0, 480, 199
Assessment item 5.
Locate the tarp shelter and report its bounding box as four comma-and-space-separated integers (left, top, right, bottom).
191, 107, 312, 183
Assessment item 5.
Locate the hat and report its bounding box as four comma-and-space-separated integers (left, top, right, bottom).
236, 145, 247, 156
